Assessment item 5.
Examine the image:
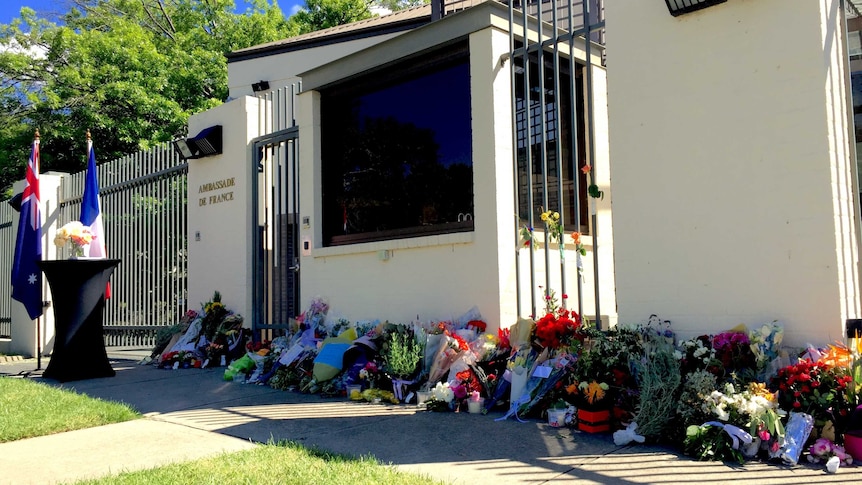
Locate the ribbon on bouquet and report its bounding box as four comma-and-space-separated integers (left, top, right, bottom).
703, 421, 753, 450
495, 394, 531, 423
391, 378, 415, 402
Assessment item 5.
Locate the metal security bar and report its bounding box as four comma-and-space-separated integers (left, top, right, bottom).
0, 203, 13, 339
507, 0, 605, 326
57, 143, 188, 347
437, 0, 604, 44
252, 83, 301, 341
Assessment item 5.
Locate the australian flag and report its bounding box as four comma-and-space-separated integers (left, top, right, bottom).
11, 136, 43, 320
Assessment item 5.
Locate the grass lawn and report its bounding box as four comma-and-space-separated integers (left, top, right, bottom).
74, 441, 445, 485
0, 377, 139, 442
1, 377, 445, 484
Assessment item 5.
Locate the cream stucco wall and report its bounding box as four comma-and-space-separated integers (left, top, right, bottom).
187, 97, 261, 323
297, 18, 616, 330
606, 0, 860, 345
297, 28, 513, 328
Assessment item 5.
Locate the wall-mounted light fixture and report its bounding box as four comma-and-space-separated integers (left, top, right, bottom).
665, 0, 727, 17
251, 80, 270, 92
172, 125, 223, 160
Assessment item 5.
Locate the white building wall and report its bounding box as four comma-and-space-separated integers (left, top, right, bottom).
187, 97, 261, 323
606, 0, 860, 345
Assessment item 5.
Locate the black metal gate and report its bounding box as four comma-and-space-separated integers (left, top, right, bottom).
251, 84, 301, 340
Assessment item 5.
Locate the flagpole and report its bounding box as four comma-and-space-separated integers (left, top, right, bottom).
34, 130, 42, 371
36, 315, 42, 370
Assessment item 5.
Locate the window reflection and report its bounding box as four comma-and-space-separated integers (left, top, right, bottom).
321, 47, 473, 246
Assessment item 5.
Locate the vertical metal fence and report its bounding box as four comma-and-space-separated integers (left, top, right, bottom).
501, 0, 605, 323
0, 203, 13, 339
252, 83, 301, 341
57, 143, 188, 347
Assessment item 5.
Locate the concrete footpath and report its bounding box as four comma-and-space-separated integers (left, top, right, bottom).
1, 349, 861, 484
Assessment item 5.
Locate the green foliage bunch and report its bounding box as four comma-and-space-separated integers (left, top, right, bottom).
380, 324, 423, 379
631, 348, 682, 441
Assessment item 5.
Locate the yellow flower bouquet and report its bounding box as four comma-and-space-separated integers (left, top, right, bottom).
53, 221, 93, 257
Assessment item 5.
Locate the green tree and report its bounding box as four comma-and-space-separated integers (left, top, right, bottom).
0, 1, 296, 195
289, 0, 373, 34
373, 0, 428, 12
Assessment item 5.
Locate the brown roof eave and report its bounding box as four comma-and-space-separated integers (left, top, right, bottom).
226, 15, 433, 64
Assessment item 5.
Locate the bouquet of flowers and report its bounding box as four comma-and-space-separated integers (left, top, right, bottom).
53, 221, 94, 257
427, 333, 470, 384
748, 321, 785, 380
711, 331, 756, 380
296, 296, 329, 338
533, 308, 582, 351
684, 382, 785, 462
807, 438, 854, 467
677, 336, 722, 378
769, 358, 853, 432
518, 354, 577, 417
200, 291, 229, 341
427, 381, 456, 412
159, 350, 199, 369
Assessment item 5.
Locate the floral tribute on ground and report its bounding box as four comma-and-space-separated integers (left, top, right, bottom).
148, 292, 862, 473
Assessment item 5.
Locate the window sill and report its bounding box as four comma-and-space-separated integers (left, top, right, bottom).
313, 231, 475, 258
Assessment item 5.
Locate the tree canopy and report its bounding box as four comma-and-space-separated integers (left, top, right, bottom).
0, 0, 378, 196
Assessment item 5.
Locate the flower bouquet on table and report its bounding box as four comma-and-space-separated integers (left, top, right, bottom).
53, 221, 94, 258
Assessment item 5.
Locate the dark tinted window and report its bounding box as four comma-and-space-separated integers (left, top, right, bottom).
321, 47, 473, 246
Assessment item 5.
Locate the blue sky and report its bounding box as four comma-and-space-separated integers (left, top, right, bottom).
0, 1, 304, 26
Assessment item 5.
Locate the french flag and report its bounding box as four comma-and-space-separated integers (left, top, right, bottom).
81, 133, 110, 297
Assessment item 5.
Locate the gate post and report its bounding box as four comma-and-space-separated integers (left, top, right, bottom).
187, 96, 261, 324
8, 173, 62, 358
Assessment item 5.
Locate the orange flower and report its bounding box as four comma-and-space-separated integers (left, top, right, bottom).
571, 231, 581, 245
581, 164, 591, 175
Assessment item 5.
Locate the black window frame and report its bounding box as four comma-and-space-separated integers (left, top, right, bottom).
319, 42, 474, 247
